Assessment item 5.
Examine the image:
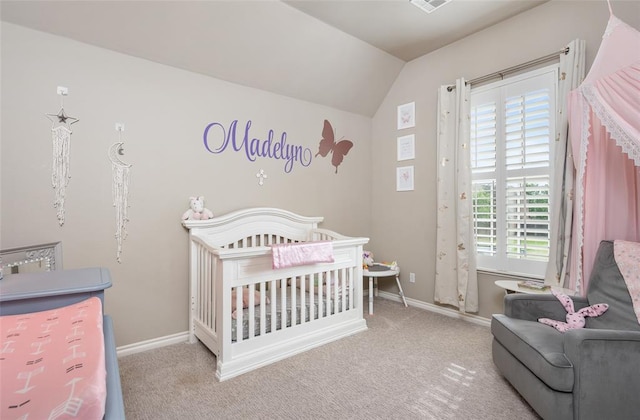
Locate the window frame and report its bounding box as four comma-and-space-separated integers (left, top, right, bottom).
470, 64, 558, 278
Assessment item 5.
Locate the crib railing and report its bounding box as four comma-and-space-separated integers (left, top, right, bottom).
189, 235, 359, 342
187, 226, 367, 380
231, 266, 355, 343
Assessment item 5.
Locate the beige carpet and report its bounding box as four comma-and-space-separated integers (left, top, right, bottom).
118, 298, 540, 419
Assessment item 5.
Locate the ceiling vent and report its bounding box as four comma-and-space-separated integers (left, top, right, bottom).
409, 0, 452, 14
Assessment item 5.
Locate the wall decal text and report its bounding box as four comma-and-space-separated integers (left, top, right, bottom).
203, 120, 312, 173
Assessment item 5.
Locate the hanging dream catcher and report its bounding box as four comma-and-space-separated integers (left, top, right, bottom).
45, 86, 79, 226
108, 123, 132, 263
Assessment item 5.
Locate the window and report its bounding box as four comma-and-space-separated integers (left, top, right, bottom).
470, 65, 557, 278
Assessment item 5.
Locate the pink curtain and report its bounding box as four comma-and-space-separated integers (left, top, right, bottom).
568, 13, 640, 295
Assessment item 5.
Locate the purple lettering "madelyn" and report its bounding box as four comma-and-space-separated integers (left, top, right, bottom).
203, 120, 313, 173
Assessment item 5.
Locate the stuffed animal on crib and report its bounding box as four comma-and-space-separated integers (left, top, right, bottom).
363, 251, 374, 268
538, 290, 609, 332
181, 196, 214, 220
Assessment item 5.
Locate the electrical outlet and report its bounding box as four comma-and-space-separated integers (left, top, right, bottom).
409, 272, 416, 283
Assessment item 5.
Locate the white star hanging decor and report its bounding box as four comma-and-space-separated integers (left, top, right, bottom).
45, 86, 79, 226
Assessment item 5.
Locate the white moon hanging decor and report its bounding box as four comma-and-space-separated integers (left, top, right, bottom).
109, 124, 132, 263
45, 87, 79, 226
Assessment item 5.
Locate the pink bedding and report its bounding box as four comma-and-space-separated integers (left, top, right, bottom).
0, 297, 106, 419
271, 241, 334, 269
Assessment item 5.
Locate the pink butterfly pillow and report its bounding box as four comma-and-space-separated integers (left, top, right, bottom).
538, 290, 609, 333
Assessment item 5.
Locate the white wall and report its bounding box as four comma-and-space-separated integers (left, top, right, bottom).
1, 23, 373, 346
370, 0, 640, 318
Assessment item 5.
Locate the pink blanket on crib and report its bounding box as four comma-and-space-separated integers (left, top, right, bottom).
0, 297, 106, 420
271, 241, 334, 269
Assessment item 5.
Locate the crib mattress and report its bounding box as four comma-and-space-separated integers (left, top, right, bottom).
0, 297, 107, 419
231, 287, 348, 341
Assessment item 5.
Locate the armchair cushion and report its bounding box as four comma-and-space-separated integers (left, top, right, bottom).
492, 314, 573, 391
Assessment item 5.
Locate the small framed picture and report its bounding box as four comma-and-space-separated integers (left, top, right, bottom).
397, 134, 415, 161
396, 166, 414, 192
397, 102, 415, 130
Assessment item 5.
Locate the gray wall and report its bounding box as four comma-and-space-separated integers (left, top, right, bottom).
0, 23, 372, 346
370, 0, 640, 319
3, 1, 639, 347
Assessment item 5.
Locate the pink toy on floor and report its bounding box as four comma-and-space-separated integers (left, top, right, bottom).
538, 290, 609, 332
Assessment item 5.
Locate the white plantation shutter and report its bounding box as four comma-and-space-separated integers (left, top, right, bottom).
505, 175, 550, 261
472, 180, 497, 256
470, 103, 497, 173
470, 101, 497, 257
470, 66, 557, 277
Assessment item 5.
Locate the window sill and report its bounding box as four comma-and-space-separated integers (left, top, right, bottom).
477, 268, 543, 282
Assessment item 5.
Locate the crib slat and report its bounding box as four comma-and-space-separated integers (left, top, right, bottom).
291, 277, 297, 326
307, 275, 314, 321
348, 267, 354, 310
248, 284, 255, 339
270, 280, 277, 334
259, 281, 266, 337
235, 286, 243, 343
199, 246, 205, 323
335, 268, 341, 313
326, 271, 332, 316
205, 251, 211, 329
317, 272, 323, 319
210, 249, 216, 330
208, 241, 220, 338
280, 278, 287, 330
341, 269, 345, 312
299, 275, 306, 325
195, 245, 201, 323
213, 252, 218, 330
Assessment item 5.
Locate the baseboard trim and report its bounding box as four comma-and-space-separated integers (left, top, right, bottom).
116, 331, 189, 357
377, 291, 491, 327
117, 294, 490, 357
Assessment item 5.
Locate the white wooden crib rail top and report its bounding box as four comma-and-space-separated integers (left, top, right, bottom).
183, 207, 323, 248
310, 228, 369, 247
183, 208, 369, 256
182, 207, 324, 230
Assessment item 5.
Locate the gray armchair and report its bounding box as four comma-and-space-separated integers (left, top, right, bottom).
491, 240, 640, 420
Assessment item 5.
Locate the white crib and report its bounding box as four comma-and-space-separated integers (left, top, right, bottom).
182, 207, 369, 381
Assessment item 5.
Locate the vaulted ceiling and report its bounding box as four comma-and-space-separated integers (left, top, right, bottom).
0, 0, 547, 116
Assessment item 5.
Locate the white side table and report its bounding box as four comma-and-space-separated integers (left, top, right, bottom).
363, 263, 408, 314
495, 280, 576, 296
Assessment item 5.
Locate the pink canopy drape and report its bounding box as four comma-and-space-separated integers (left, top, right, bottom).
568, 12, 640, 295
